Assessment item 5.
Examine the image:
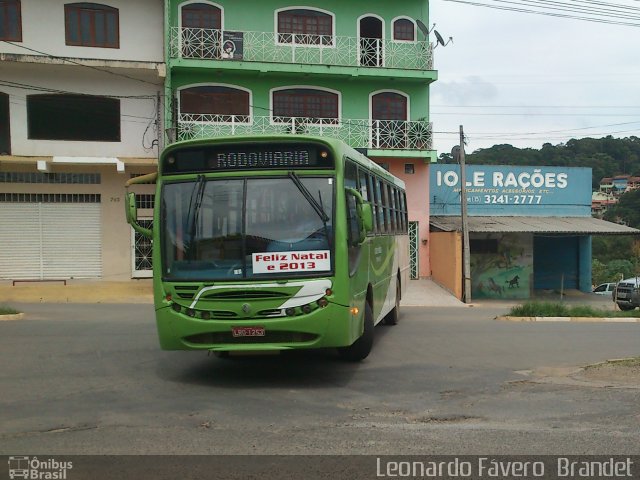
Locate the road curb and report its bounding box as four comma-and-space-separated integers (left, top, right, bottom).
0, 313, 25, 321
496, 315, 640, 323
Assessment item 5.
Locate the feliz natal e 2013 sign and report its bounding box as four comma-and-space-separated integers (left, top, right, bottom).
252, 251, 330, 274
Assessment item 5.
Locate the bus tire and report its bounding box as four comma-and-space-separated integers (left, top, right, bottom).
338, 303, 374, 362
617, 303, 636, 311
384, 281, 401, 326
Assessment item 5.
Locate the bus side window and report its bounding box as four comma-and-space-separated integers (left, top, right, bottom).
358, 170, 369, 201
367, 174, 379, 233
346, 192, 362, 275
401, 192, 408, 232
390, 186, 398, 233
385, 183, 394, 233
376, 179, 386, 233
345, 159, 358, 190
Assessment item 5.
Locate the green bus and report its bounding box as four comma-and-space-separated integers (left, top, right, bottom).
126, 135, 409, 361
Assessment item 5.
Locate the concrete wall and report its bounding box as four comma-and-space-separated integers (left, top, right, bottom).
386, 159, 430, 278
0, 162, 156, 280
1, 62, 161, 158
429, 231, 462, 299
1, 0, 163, 62
470, 232, 533, 299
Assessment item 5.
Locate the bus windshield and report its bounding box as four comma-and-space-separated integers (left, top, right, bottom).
161, 176, 334, 280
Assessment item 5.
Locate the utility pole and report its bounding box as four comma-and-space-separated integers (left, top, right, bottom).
459, 125, 471, 303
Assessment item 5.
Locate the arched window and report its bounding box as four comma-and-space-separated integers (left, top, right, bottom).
0, 0, 21, 41
180, 2, 223, 58
276, 8, 334, 46
272, 88, 339, 125
393, 18, 415, 41
371, 91, 408, 149
64, 3, 119, 48
372, 91, 408, 120
181, 2, 221, 29
180, 85, 250, 123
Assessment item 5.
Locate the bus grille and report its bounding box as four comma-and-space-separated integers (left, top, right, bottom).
174, 285, 199, 300
185, 331, 317, 345
203, 291, 288, 300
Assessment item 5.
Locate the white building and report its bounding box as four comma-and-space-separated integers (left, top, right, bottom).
0, 0, 164, 280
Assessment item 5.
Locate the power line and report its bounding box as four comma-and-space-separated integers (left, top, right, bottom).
0, 79, 156, 99
1, 40, 163, 87
443, 0, 640, 26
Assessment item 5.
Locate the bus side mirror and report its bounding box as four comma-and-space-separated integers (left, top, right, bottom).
360, 203, 373, 233
346, 188, 372, 244
125, 191, 152, 238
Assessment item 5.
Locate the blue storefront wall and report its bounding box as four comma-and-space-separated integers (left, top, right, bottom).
533, 235, 592, 292
430, 165, 594, 297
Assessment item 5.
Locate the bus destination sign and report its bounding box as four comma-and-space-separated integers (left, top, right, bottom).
213, 149, 311, 169
163, 143, 334, 173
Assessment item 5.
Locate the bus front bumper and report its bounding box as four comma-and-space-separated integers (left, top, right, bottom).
154, 302, 362, 352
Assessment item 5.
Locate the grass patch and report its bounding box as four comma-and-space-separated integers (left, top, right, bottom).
603, 357, 640, 367
0, 304, 20, 315
509, 301, 640, 318
584, 357, 640, 370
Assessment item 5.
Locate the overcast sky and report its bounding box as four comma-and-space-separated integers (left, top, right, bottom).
428, 0, 640, 155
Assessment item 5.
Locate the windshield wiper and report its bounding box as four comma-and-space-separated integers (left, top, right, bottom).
185, 175, 206, 259
288, 172, 330, 223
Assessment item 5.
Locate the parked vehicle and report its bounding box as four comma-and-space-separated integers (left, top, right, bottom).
593, 282, 616, 296
613, 277, 640, 311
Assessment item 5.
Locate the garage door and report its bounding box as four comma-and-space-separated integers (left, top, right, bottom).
0, 195, 102, 279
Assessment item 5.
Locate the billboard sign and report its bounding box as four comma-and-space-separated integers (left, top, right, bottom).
430, 164, 592, 216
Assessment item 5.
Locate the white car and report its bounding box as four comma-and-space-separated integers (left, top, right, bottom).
592, 282, 616, 296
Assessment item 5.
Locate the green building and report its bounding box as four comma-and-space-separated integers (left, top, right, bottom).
164, 0, 438, 278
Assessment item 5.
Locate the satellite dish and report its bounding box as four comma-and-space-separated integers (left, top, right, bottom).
416, 19, 433, 37
433, 30, 453, 48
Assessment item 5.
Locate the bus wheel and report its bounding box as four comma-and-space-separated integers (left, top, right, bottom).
617, 303, 636, 311
338, 303, 374, 362
384, 281, 401, 326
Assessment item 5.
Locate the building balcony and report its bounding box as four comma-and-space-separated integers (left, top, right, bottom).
169, 27, 434, 72
175, 115, 433, 154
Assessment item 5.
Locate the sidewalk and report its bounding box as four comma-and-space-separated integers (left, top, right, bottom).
1, 278, 465, 306
0, 279, 154, 304
1, 278, 616, 310
401, 279, 467, 307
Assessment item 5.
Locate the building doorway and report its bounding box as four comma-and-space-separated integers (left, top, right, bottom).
358, 15, 383, 67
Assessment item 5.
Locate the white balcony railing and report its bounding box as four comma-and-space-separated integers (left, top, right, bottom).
170, 27, 434, 71
176, 114, 433, 151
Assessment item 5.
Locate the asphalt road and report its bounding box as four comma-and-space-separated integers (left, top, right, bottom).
1, 302, 639, 456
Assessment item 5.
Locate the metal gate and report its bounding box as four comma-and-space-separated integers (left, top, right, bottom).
132, 219, 153, 278
0, 199, 102, 279
409, 221, 419, 279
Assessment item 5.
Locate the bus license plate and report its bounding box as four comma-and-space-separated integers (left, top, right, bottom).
232, 326, 265, 337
